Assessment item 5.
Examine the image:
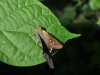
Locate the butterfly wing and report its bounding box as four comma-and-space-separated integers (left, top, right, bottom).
43, 30, 63, 52
36, 31, 54, 69
42, 51, 54, 69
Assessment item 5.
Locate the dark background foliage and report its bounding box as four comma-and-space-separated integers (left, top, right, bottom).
0, 0, 100, 75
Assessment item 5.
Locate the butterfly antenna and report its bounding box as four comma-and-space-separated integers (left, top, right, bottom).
24, 21, 35, 31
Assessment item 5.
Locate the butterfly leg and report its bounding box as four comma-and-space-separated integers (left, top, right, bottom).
33, 40, 39, 50
29, 31, 36, 36
35, 33, 43, 48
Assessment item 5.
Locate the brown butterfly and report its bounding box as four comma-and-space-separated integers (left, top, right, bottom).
35, 26, 63, 52
26, 22, 63, 69
35, 26, 63, 69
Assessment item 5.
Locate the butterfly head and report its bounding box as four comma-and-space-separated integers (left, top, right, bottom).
35, 26, 43, 32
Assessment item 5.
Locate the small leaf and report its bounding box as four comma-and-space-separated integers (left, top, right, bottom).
97, 18, 100, 25
59, 7, 76, 25
89, 0, 100, 10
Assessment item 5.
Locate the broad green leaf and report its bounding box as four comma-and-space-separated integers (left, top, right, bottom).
0, 0, 80, 66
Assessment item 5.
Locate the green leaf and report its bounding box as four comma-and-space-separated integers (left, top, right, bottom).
0, 0, 80, 66
89, 0, 100, 10
59, 7, 76, 25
